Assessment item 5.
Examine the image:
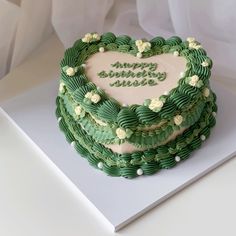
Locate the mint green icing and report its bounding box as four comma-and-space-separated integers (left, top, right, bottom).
158, 101, 176, 118
60, 88, 211, 149
118, 45, 131, 53
87, 44, 99, 55
169, 92, 191, 109
56, 94, 217, 178
165, 36, 182, 46
150, 36, 165, 46
117, 108, 138, 128
111, 61, 158, 71
169, 45, 183, 53
105, 43, 118, 51
180, 49, 191, 57
56, 32, 217, 178
115, 35, 131, 46
73, 39, 88, 51
101, 32, 116, 44
73, 85, 93, 103
66, 76, 87, 91
109, 79, 158, 87
97, 61, 166, 88
161, 45, 171, 53
97, 100, 120, 122
152, 46, 162, 55
136, 105, 160, 124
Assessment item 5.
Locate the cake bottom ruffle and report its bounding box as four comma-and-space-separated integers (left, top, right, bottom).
55, 96, 217, 178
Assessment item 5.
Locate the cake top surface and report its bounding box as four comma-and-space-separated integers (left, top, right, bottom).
59, 32, 213, 129
56, 32, 217, 178
86, 51, 187, 105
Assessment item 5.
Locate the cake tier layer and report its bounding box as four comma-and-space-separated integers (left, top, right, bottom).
56, 95, 217, 178
85, 51, 187, 105
59, 87, 214, 152
56, 32, 216, 178
59, 33, 213, 132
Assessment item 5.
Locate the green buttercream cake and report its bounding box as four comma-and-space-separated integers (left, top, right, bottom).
55, 32, 217, 178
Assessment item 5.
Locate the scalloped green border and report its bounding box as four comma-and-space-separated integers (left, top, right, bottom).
59, 33, 213, 132
58, 32, 214, 145
56, 32, 217, 178
60, 89, 209, 147
56, 95, 217, 178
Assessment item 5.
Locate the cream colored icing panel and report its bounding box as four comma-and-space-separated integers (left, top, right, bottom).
86, 51, 186, 105
105, 128, 186, 154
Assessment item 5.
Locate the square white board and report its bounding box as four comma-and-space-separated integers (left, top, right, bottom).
1, 79, 236, 231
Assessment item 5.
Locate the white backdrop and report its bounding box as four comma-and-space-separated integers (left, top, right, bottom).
1, 0, 236, 79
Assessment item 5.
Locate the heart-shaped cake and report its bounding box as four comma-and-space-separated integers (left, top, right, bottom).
56, 32, 217, 178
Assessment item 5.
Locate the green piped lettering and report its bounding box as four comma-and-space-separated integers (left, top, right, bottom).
98, 60, 167, 87
97, 70, 108, 78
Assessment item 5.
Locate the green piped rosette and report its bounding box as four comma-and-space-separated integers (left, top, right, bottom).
56, 32, 217, 178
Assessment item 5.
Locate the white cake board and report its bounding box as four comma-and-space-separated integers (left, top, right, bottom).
1, 79, 236, 232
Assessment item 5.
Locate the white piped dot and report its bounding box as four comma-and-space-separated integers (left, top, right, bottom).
81, 63, 86, 68
163, 91, 169, 96
97, 162, 103, 169
203, 88, 210, 97
122, 103, 128, 107
57, 117, 62, 122
71, 141, 76, 147
99, 47, 105, 53
66, 67, 76, 76
137, 168, 143, 176
187, 37, 195, 43
136, 52, 142, 58
173, 51, 179, 56
201, 61, 209, 67
179, 71, 185, 78
212, 112, 217, 117
175, 156, 181, 162
200, 135, 206, 141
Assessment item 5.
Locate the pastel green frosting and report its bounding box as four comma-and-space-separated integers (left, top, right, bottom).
56, 32, 217, 178
56, 94, 216, 178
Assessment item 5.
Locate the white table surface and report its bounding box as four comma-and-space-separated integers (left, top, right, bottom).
1, 34, 236, 236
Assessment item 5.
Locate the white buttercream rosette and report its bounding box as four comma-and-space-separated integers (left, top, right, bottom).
82, 33, 101, 43
84, 91, 101, 104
